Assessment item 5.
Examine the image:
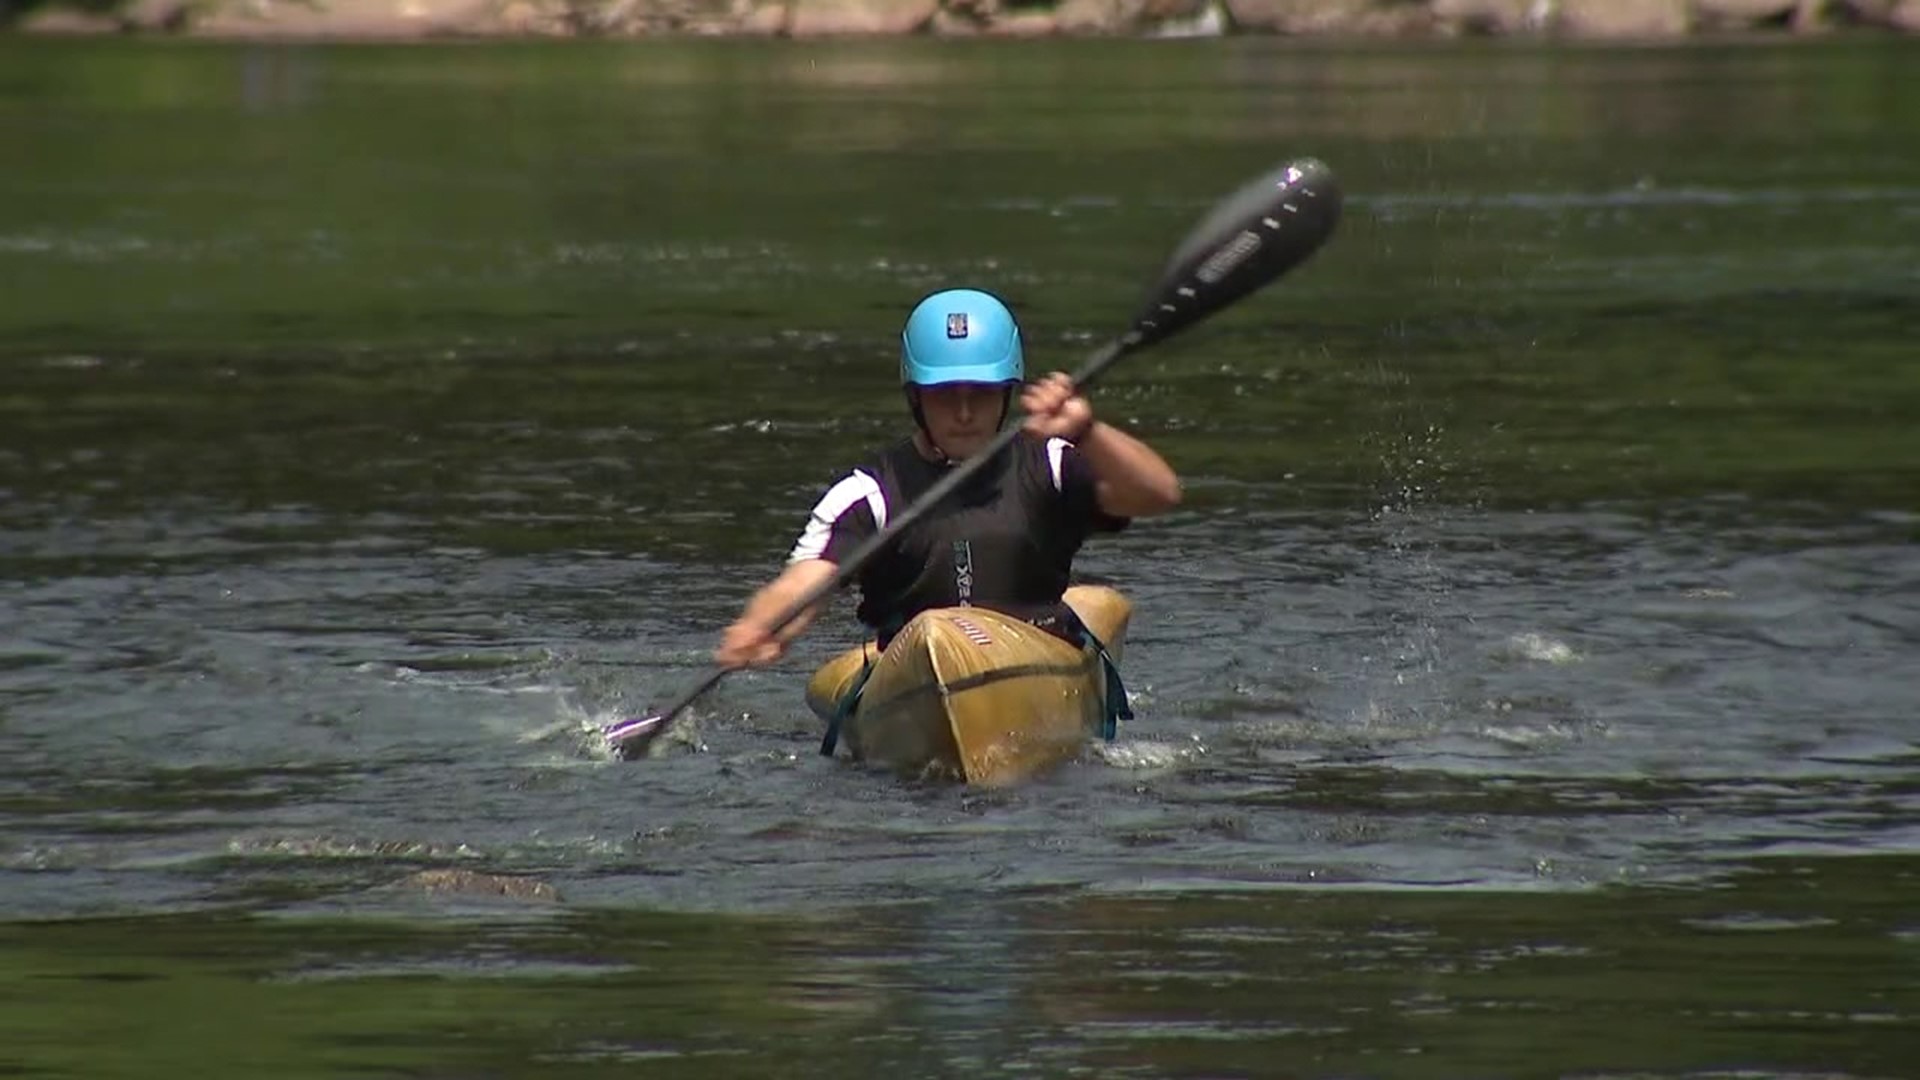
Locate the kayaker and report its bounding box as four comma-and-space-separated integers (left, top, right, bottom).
714, 287, 1181, 670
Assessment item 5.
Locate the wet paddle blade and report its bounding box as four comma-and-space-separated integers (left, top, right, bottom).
603, 714, 664, 759
1128, 157, 1343, 349
601, 667, 724, 759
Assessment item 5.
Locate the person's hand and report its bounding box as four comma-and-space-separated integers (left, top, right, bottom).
1020, 371, 1096, 442
715, 619, 785, 669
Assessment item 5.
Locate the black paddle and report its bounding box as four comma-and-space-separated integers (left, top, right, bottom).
604, 156, 1344, 760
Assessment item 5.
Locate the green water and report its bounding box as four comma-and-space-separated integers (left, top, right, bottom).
4, 857, 1915, 1078
7, 38, 1916, 518
2, 36, 1917, 1079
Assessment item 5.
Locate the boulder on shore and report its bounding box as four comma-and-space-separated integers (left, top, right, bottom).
13, 0, 1919, 38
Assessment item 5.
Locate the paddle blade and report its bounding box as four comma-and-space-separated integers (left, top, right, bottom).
1130, 157, 1343, 349
602, 713, 665, 760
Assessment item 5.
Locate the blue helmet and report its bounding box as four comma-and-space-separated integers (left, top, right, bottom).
900, 289, 1024, 388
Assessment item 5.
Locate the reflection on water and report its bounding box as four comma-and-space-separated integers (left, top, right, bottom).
1, 33, 1917, 1079
0, 857, 1913, 1078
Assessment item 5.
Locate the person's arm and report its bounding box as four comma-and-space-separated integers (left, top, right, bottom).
714, 557, 840, 669
1069, 421, 1183, 518
1021, 371, 1182, 518
717, 466, 882, 668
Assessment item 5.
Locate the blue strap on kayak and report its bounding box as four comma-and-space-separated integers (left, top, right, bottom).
818, 655, 876, 758
1068, 612, 1132, 741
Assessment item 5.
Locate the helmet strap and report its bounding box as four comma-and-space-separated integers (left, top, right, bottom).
905, 388, 946, 463
904, 384, 1017, 464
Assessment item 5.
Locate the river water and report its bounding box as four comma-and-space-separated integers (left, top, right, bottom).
2, 35, 1916, 1078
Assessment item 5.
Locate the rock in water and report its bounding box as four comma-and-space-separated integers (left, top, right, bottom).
398, 868, 562, 902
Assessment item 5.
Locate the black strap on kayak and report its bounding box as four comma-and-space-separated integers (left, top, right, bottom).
818, 656, 876, 758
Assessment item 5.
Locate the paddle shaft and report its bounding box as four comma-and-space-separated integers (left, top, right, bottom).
638, 333, 1139, 736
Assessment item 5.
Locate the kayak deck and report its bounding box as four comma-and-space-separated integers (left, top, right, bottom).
805, 585, 1131, 786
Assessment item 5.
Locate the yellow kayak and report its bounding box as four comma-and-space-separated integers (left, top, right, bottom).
804, 584, 1131, 786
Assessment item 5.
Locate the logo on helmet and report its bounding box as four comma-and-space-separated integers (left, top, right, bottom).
945, 313, 969, 339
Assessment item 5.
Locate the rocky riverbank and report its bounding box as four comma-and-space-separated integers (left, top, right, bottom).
16, 0, 1920, 40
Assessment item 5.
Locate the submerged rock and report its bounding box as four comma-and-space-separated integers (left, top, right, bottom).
398, 868, 563, 902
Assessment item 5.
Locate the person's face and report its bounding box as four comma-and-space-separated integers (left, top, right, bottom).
916, 382, 1007, 460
